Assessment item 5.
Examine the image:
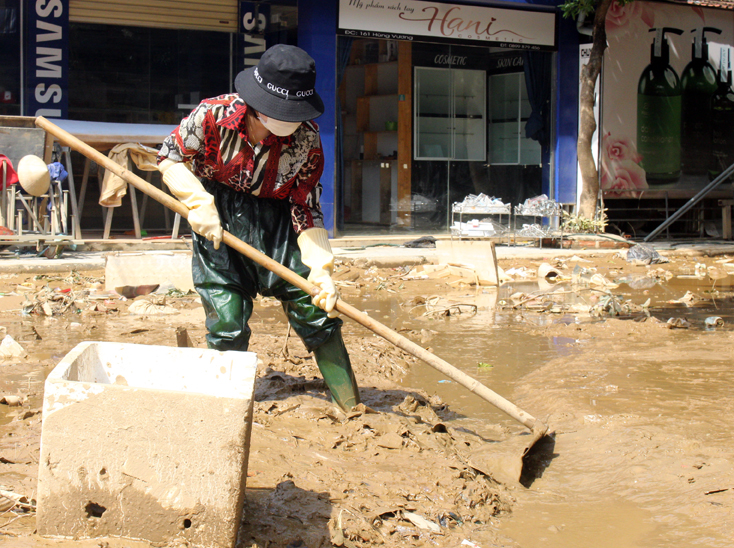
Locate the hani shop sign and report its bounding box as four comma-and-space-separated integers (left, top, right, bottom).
24, 0, 69, 118
338, 0, 557, 51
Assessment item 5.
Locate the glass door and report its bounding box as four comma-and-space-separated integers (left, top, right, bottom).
488, 72, 541, 165
414, 67, 486, 161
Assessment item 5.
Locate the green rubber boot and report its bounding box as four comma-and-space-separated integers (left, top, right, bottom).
312, 328, 361, 411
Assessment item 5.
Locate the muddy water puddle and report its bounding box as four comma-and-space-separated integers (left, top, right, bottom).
346, 274, 734, 547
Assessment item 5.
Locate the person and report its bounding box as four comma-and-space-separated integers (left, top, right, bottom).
157, 44, 360, 411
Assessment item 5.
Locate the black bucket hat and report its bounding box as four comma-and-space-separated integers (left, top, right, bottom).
235, 44, 325, 122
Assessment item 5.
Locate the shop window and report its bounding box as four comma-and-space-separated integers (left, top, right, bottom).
68, 23, 231, 124
488, 72, 542, 165
414, 66, 486, 161
0, 0, 21, 116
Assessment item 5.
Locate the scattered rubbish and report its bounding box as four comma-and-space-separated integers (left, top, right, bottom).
128, 298, 179, 315
403, 235, 436, 248
0, 489, 35, 513
588, 273, 618, 288
0, 334, 26, 358
0, 394, 24, 406
704, 316, 724, 328
669, 291, 701, 305
666, 317, 691, 329
626, 244, 668, 265
403, 511, 441, 533
538, 263, 563, 280
453, 220, 499, 237
453, 193, 509, 210
621, 275, 658, 289
568, 255, 592, 262
516, 223, 549, 238
504, 266, 533, 279
461, 541, 482, 548
703, 221, 719, 238
704, 488, 730, 495
114, 284, 160, 299
515, 194, 561, 217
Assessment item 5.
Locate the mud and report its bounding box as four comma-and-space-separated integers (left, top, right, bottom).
0, 250, 731, 547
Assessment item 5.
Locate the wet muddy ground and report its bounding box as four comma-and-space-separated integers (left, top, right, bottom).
0, 248, 732, 547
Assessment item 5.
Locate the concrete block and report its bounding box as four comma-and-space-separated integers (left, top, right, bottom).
105, 251, 194, 292
436, 240, 505, 285
37, 342, 257, 548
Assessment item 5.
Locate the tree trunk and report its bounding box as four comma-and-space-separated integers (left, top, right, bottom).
577, 0, 614, 218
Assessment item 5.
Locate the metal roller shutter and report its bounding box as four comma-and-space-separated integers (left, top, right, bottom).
69, 0, 238, 32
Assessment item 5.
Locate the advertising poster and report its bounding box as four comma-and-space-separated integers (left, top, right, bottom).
601, 1, 734, 194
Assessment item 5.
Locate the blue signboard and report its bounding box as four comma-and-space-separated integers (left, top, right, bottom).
240, 2, 269, 35
24, 0, 69, 118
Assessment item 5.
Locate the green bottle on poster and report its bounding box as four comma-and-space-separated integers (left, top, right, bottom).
708, 47, 734, 181
681, 27, 720, 175
637, 27, 683, 184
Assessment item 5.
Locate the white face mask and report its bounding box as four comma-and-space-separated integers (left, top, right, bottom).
257, 115, 301, 137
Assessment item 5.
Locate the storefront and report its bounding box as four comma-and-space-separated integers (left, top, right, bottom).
0, 0, 580, 237
334, 0, 559, 235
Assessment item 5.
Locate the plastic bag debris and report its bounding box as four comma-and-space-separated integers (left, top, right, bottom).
452, 193, 509, 211
704, 316, 724, 328
626, 244, 668, 265
128, 298, 179, 315
669, 291, 701, 305
403, 511, 441, 533
666, 317, 691, 329
0, 335, 26, 358
403, 236, 436, 248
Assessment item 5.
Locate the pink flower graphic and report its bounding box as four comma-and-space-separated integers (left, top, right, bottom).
606, 1, 654, 35
602, 159, 649, 196
602, 132, 642, 164
600, 132, 648, 195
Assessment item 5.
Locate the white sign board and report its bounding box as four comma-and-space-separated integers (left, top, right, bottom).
338, 0, 557, 51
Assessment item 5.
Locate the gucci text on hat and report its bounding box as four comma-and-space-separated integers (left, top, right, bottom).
235, 44, 325, 123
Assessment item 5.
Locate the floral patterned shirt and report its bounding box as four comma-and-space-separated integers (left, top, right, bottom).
158, 93, 325, 233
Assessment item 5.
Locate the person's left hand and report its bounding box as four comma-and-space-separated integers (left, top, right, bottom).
307, 266, 339, 318
298, 227, 339, 318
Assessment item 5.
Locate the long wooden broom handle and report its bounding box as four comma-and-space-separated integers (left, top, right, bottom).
34, 116, 548, 437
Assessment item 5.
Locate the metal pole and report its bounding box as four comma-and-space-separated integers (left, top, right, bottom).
643, 162, 734, 242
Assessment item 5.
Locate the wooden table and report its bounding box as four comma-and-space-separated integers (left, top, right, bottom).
53, 120, 179, 239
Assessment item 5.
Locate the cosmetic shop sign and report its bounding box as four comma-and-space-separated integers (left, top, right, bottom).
601, 1, 734, 195
337, 0, 557, 51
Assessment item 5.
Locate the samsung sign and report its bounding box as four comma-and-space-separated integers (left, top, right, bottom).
25, 0, 69, 118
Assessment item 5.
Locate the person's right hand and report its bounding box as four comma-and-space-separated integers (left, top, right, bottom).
159, 160, 223, 249
186, 201, 223, 249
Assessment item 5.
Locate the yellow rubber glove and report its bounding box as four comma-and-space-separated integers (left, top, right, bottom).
159, 159, 222, 249
297, 227, 339, 318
